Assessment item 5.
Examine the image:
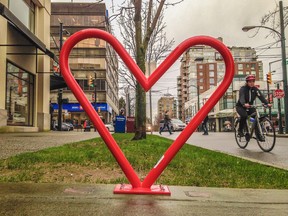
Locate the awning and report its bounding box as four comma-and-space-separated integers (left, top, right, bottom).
50, 75, 67, 90
0, 3, 58, 63
52, 103, 112, 114
216, 109, 235, 118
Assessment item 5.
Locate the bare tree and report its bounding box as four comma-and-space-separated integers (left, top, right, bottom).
250, 3, 288, 39
116, 0, 176, 140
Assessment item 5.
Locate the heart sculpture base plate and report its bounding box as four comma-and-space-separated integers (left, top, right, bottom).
113, 184, 171, 195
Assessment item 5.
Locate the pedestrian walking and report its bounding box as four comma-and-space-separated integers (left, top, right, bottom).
83, 120, 87, 132
159, 111, 172, 135
202, 116, 209, 135
83, 119, 91, 132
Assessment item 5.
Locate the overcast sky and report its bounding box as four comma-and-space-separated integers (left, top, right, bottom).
52, 0, 285, 119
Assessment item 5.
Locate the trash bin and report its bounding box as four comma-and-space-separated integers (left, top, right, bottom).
126, 116, 135, 133
115, 115, 126, 133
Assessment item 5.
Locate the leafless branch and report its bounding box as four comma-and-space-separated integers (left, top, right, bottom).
156, 0, 184, 6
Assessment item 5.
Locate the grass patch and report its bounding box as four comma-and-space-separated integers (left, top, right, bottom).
0, 133, 287, 188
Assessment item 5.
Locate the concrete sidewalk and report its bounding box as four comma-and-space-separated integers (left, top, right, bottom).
0, 132, 287, 215
0, 131, 100, 159
0, 183, 287, 216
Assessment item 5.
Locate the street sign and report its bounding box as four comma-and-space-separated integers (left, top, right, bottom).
273, 89, 285, 99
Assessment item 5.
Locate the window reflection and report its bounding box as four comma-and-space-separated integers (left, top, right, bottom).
8, 0, 35, 33
6, 62, 34, 126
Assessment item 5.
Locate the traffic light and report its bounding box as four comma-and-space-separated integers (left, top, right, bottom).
88, 75, 94, 87
266, 72, 272, 85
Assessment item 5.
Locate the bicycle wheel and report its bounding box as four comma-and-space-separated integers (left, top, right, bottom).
234, 118, 249, 149
256, 117, 276, 152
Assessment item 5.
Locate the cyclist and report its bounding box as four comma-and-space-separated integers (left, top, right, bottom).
236, 75, 272, 138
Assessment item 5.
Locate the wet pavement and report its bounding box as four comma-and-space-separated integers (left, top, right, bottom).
0, 131, 288, 215
159, 132, 288, 170
0, 183, 287, 216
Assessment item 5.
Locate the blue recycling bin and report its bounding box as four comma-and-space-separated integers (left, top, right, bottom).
115, 115, 126, 133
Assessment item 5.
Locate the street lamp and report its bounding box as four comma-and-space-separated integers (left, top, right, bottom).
57, 23, 70, 131
242, 1, 288, 134
242, 26, 281, 38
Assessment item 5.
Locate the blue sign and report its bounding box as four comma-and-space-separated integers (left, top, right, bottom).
52, 103, 112, 114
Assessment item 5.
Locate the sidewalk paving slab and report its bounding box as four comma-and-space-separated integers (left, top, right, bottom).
0, 183, 287, 216
0, 131, 100, 159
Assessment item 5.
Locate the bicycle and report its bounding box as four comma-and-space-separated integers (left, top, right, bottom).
234, 104, 276, 152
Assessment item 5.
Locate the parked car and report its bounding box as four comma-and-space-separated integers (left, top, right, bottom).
54, 123, 71, 131
63, 122, 74, 131
105, 123, 114, 132
159, 118, 186, 132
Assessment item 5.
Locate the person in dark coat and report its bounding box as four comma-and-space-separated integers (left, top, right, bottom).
159, 111, 172, 135
202, 116, 209, 135
236, 75, 272, 138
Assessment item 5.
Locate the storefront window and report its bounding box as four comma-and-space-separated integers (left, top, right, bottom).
6, 62, 34, 126
8, 0, 35, 33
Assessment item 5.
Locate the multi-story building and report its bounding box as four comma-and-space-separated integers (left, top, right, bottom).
50, 3, 119, 125
158, 94, 177, 120
177, 51, 190, 121
178, 37, 263, 123
185, 77, 284, 132
0, 0, 54, 132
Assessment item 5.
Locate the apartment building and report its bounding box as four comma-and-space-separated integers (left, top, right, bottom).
158, 94, 177, 120
185, 77, 284, 132
50, 3, 119, 125
178, 37, 263, 123
0, 0, 53, 132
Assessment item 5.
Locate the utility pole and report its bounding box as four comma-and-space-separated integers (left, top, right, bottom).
277, 83, 284, 134
197, 85, 200, 112
57, 22, 64, 131
94, 72, 97, 105
148, 61, 153, 134
279, 1, 288, 134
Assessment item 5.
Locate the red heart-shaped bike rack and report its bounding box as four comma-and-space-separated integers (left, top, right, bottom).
60, 29, 234, 195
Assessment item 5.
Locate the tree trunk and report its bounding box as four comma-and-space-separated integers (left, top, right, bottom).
132, 0, 146, 140
132, 82, 146, 140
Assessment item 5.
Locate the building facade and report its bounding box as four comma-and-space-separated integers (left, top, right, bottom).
178, 37, 263, 123
0, 0, 53, 132
50, 3, 119, 126
184, 76, 284, 132
158, 94, 177, 120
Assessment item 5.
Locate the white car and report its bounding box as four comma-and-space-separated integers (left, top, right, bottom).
105, 123, 114, 132
159, 118, 186, 132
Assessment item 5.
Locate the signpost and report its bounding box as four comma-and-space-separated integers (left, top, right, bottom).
273, 89, 285, 99
275, 84, 284, 134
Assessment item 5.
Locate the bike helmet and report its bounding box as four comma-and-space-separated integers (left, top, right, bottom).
245, 74, 256, 82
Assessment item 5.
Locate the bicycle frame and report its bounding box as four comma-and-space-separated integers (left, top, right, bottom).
245, 105, 264, 139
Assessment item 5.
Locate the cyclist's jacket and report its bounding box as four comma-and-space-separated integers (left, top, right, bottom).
236, 85, 268, 107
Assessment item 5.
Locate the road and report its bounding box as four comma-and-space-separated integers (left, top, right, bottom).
158, 131, 288, 170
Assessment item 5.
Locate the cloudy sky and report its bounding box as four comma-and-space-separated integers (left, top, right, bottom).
52, 0, 285, 119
